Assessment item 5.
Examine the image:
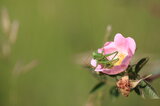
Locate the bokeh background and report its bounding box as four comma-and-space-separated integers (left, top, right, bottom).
0, 0, 160, 106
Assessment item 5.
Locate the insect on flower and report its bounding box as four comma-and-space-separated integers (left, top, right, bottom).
91, 33, 136, 75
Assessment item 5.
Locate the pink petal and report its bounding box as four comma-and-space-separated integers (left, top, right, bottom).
121, 48, 133, 65
98, 48, 103, 53
101, 65, 127, 75
114, 33, 128, 53
121, 56, 131, 67
126, 37, 136, 54
103, 42, 117, 60
104, 42, 112, 46
95, 65, 103, 72
103, 42, 117, 55
91, 59, 97, 67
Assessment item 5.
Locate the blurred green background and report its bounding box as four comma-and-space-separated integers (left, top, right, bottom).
0, 0, 160, 106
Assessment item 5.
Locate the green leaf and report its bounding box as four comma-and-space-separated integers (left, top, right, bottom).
134, 87, 145, 98
140, 80, 159, 99
135, 57, 149, 73
127, 65, 138, 80
109, 86, 120, 98
139, 80, 147, 88
134, 87, 141, 95
90, 82, 105, 93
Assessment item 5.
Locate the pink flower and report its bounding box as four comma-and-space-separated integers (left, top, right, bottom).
91, 33, 136, 75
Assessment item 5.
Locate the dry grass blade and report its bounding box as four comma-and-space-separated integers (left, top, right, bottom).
1, 8, 11, 34
12, 60, 39, 77
9, 20, 19, 44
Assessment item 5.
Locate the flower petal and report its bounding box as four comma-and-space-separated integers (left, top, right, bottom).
126, 37, 136, 54
95, 65, 103, 72
98, 48, 103, 53
103, 42, 117, 60
91, 59, 97, 67
104, 42, 112, 46
103, 42, 117, 55
121, 48, 133, 65
114, 33, 128, 53
101, 65, 127, 75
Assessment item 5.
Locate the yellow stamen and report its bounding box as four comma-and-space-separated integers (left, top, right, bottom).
114, 53, 126, 66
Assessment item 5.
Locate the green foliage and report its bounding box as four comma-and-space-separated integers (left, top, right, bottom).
134, 87, 141, 96
90, 81, 106, 93
109, 86, 120, 98
135, 57, 149, 73
140, 80, 160, 99
128, 65, 138, 80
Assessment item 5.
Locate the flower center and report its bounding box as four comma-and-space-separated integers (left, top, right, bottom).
114, 53, 126, 66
